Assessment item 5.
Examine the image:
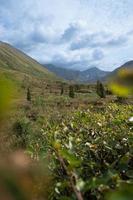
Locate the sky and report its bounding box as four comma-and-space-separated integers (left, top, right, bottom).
0, 0, 133, 71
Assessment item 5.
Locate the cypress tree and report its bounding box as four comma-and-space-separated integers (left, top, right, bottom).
96, 81, 106, 98
61, 85, 64, 95
69, 85, 75, 98
27, 87, 31, 101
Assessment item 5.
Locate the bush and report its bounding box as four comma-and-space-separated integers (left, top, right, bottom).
13, 118, 31, 147
60, 86, 64, 95
69, 85, 75, 98
116, 96, 127, 103
96, 81, 106, 98
27, 87, 31, 101
34, 103, 133, 199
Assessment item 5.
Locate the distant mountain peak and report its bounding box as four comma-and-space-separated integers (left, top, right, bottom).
44, 64, 110, 83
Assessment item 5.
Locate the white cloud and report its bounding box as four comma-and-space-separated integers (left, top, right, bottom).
0, 0, 133, 71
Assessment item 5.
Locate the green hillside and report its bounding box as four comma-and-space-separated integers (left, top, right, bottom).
0, 42, 133, 200
107, 60, 133, 79
0, 42, 58, 81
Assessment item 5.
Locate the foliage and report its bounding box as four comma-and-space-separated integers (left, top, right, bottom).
116, 96, 126, 103
61, 86, 64, 95
27, 87, 31, 102
0, 76, 17, 120
69, 85, 75, 98
26, 103, 133, 199
13, 117, 31, 148
96, 81, 106, 98
0, 69, 133, 199
109, 68, 133, 97
0, 151, 51, 200
106, 183, 133, 200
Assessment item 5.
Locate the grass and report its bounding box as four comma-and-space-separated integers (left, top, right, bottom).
0, 42, 59, 81
0, 42, 133, 199
0, 76, 133, 199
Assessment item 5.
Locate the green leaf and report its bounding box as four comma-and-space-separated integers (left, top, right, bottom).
60, 149, 81, 167
106, 183, 133, 200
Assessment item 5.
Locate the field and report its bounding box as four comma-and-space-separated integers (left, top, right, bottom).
0, 78, 133, 200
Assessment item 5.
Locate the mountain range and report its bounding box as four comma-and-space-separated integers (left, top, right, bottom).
44, 60, 133, 83
44, 64, 110, 83
0, 41, 132, 84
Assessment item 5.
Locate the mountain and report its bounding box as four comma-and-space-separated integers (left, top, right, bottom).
118, 60, 133, 70
44, 64, 110, 83
113, 60, 133, 73
0, 42, 58, 82
44, 64, 80, 81
79, 67, 109, 82
107, 60, 133, 79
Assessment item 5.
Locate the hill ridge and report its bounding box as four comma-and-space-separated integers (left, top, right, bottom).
0, 41, 58, 81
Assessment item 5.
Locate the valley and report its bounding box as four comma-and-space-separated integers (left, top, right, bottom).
0, 42, 133, 200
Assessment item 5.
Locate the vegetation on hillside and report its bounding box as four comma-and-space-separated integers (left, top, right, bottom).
0, 54, 133, 200
0, 42, 59, 81
96, 81, 106, 98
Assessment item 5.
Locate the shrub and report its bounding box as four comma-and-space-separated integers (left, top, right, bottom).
60, 86, 64, 95
35, 103, 133, 200
13, 118, 31, 148
116, 96, 127, 103
96, 81, 106, 98
27, 87, 31, 101
69, 85, 75, 98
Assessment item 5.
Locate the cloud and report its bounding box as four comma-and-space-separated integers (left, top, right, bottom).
70, 32, 128, 51
61, 24, 79, 41
106, 36, 128, 46
61, 21, 87, 42
0, 0, 133, 71
92, 49, 104, 60
70, 33, 98, 50
49, 47, 105, 70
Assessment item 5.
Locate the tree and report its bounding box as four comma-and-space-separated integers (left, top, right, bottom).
60, 85, 64, 95
27, 87, 31, 101
74, 84, 80, 92
96, 81, 106, 98
69, 85, 75, 98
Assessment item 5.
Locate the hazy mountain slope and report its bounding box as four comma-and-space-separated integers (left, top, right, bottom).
44, 64, 80, 81
107, 60, 133, 79
45, 64, 110, 83
79, 67, 109, 82
0, 42, 57, 81
114, 60, 133, 72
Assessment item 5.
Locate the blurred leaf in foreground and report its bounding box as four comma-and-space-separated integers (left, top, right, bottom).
108, 68, 133, 97
106, 183, 133, 200
0, 151, 51, 200
0, 76, 17, 120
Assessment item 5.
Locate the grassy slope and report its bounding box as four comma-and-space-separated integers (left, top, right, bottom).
0, 42, 59, 82
0, 41, 64, 143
